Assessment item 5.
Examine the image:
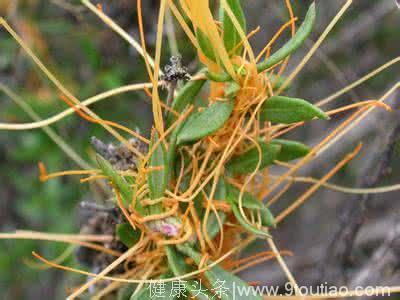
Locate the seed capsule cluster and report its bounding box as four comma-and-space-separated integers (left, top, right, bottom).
91, 136, 147, 171
76, 206, 127, 278
161, 55, 191, 83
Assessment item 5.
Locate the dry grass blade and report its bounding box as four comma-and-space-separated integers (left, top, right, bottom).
268, 237, 302, 296
0, 18, 143, 158
317, 56, 400, 107
276, 143, 362, 223
67, 236, 149, 299
0, 231, 119, 256
0, 82, 155, 130
272, 174, 400, 195
0, 83, 91, 169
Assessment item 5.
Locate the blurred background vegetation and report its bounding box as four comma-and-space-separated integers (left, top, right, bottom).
0, 0, 399, 299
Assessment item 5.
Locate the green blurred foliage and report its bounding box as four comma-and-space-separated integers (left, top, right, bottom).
0, 1, 399, 299
0, 1, 155, 298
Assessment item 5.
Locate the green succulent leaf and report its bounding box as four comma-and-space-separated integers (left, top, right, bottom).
96, 154, 142, 212
118, 285, 136, 300
166, 246, 214, 299
129, 286, 150, 299
130, 285, 152, 300
206, 211, 227, 240
116, 223, 141, 248
167, 113, 189, 182
215, 177, 227, 200
257, 2, 316, 72
205, 178, 227, 240
147, 132, 168, 216
221, 0, 246, 55
229, 200, 271, 237
205, 70, 231, 82
267, 73, 290, 92
206, 65, 245, 83
261, 96, 328, 124
205, 2, 315, 83
226, 142, 281, 174
226, 184, 263, 210
177, 244, 263, 300
270, 139, 310, 162
225, 81, 241, 99
260, 207, 276, 228
174, 157, 192, 192
166, 77, 206, 127
196, 29, 217, 62
166, 245, 191, 275
177, 101, 234, 145
130, 273, 177, 300
130, 287, 152, 300
226, 184, 276, 229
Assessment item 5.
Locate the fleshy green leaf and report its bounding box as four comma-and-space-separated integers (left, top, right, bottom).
226, 184, 275, 230
221, 0, 246, 55
206, 211, 227, 240
177, 101, 234, 145
174, 158, 191, 192
226, 184, 263, 210
206, 65, 246, 83
205, 178, 227, 240
271, 139, 310, 162
260, 207, 276, 228
177, 244, 263, 300
130, 285, 151, 299
166, 77, 206, 127
206, 2, 315, 82
267, 73, 290, 92
130, 284, 152, 299
196, 29, 217, 62
166, 246, 213, 299
205, 70, 231, 82
166, 245, 190, 274
116, 223, 141, 248
130, 273, 177, 300
229, 200, 271, 237
118, 285, 135, 300
226, 143, 281, 174
257, 2, 316, 72
261, 96, 328, 124
96, 155, 142, 212
147, 132, 168, 216
215, 177, 227, 200
225, 81, 241, 99
168, 113, 188, 182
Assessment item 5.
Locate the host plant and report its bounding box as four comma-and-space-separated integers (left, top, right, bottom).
1, 0, 399, 299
